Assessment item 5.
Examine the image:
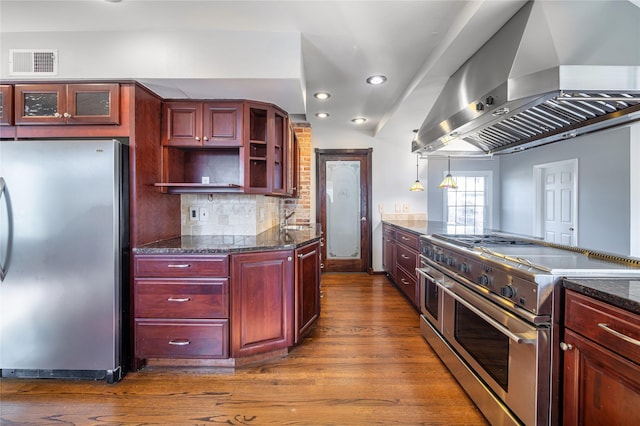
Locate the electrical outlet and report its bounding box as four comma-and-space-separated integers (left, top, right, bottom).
403, 203, 409, 212
201, 176, 210, 184
199, 207, 209, 222
189, 206, 198, 222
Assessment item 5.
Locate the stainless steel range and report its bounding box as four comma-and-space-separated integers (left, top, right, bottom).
417, 233, 640, 426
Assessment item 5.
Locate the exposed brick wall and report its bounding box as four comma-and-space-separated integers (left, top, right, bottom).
282, 122, 312, 223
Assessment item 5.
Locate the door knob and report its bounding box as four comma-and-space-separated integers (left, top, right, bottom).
361, 217, 366, 222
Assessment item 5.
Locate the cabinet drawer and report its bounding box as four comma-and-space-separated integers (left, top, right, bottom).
396, 243, 418, 273
135, 319, 229, 359
134, 255, 229, 277
565, 290, 640, 364
135, 279, 229, 318
395, 266, 417, 302
396, 229, 419, 250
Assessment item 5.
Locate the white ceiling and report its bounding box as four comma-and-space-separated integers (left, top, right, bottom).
0, 0, 530, 145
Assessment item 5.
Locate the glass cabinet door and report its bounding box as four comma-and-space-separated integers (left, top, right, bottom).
67, 83, 119, 124
15, 84, 66, 125
0, 85, 13, 125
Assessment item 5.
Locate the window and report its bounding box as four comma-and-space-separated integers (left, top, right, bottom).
444, 172, 491, 232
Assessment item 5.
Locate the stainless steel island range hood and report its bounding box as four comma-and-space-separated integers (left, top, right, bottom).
412, 0, 640, 156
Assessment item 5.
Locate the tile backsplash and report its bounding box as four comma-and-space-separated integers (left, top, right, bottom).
181, 194, 279, 236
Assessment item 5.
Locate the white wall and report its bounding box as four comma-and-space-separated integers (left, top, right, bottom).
500, 124, 636, 256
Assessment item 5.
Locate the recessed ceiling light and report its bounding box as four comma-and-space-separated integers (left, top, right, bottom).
366, 75, 387, 85
314, 92, 331, 100
315, 112, 330, 118
351, 117, 367, 124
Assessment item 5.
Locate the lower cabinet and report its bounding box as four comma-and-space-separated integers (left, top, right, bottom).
562, 290, 640, 425
133, 255, 230, 365
133, 244, 321, 367
382, 223, 420, 309
294, 241, 321, 344
230, 250, 294, 358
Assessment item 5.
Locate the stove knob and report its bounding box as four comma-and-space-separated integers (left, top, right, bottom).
500, 285, 516, 298
446, 257, 455, 267
478, 274, 491, 286
458, 263, 470, 273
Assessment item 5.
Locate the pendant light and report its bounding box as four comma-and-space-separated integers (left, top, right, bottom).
439, 156, 458, 189
409, 154, 424, 192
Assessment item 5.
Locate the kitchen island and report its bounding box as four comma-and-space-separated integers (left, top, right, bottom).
132, 225, 323, 368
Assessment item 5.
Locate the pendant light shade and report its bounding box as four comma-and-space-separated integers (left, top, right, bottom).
439, 156, 458, 189
409, 154, 424, 192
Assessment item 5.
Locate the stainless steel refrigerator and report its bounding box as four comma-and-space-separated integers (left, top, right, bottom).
0, 139, 129, 383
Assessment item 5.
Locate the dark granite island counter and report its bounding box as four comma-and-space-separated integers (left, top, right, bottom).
132, 225, 323, 369
133, 224, 323, 255
563, 277, 640, 315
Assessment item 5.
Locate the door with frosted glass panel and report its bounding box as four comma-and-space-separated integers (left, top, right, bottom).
316, 149, 372, 272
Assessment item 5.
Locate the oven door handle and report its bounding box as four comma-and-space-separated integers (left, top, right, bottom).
441, 285, 536, 345
416, 268, 437, 282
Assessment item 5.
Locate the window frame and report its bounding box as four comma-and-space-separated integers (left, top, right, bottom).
442, 170, 493, 232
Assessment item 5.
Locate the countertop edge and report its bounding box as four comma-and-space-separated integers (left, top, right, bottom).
563, 278, 640, 315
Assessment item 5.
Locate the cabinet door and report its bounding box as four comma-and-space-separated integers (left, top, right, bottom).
0, 85, 13, 125
294, 241, 321, 343
271, 108, 288, 195
202, 102, 243, 147
15, 83, 66, 125
66, 83, 119, 124
162, 101, 203, 146
563, 329, 640, 425
382, 225, 396, 279
231, 250, 294, 357
287, 127, 299, 197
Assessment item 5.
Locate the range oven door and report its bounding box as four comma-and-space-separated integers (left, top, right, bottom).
416, 256, 450, 334
440, 278, 550, 426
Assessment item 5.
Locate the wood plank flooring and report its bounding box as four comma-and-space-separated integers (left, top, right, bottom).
0, 273, 487, 425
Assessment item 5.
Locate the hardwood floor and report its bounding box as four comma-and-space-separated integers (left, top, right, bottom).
0, 273, 487, 425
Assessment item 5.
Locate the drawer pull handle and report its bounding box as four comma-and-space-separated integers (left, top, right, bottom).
598, 323, 640, 347
167, 297, 190, 302
401, 236, 410, 240
167, 264, 191, 268
400, 278, 409, 285
168, 339, 191, 346
401, 254, 410, 260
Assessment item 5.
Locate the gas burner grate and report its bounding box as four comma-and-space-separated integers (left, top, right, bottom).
431, 234, 536, 248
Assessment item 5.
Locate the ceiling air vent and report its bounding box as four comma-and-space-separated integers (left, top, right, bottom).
9, 49, 58, 76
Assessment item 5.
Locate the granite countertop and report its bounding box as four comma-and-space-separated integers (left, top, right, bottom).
563, 278, 640, 315
133, 224, 323, 255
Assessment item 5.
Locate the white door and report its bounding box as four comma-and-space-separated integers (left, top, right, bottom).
535, 159, 577, 246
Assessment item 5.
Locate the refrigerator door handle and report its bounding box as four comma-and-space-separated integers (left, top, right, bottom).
0, 177, 12, 282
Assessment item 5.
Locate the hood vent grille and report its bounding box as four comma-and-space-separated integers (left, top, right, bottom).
467, 92, 640, 154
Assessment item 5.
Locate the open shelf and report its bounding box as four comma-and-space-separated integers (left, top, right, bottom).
154, 182, 243, 194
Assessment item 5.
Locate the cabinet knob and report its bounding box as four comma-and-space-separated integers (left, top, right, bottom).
63, 112, 72, 119
203, 136, 209, 141
320, 263, 325, 269
287, 256, 293, 261
195, 136, 201, 141
298, 253, 304, 258
54, 112, 63, 118
560, 342, 573, 351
